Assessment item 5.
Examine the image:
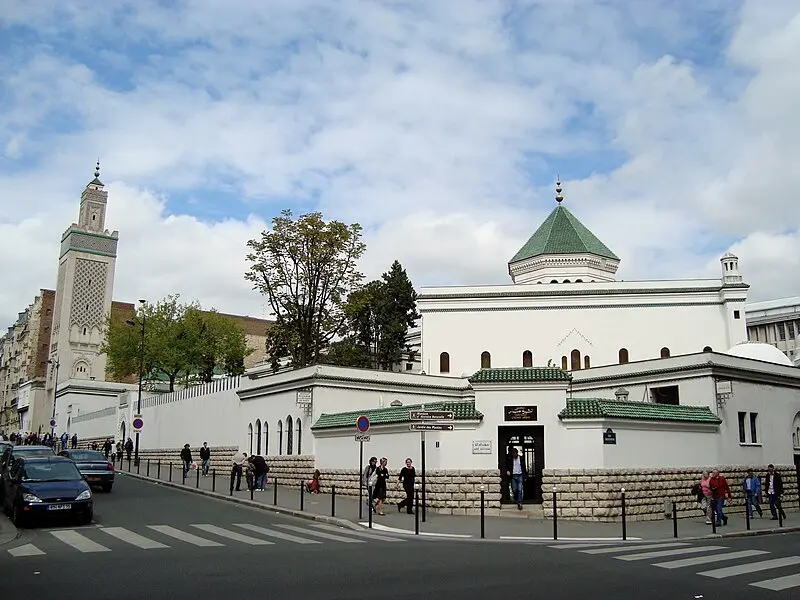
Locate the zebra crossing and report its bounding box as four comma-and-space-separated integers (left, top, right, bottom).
5, 521, 408, 558
548, 541, 800, 592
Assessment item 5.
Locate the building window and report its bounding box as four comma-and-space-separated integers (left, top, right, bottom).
651, 385, 679, 405
618, 348, 629, 364
522, 350, 533, 368
286, 416, 294, 455
255, 419, 262, 455
480, 351, 491, 369
439, 352, 450, 373
789, 322, 796, 339
733, 310, 740, 319
248, 423, 253, 455
778, 324, 786, 341
569, 349, 581, 370
660, 347, 670, 359
563, 279, 571, 283
575, 279, 583, 283
737, 412, 746, 443
561, 356, 567, 370
550, 280, 558, 284
278, 420, 283, 454
584, 355, 591, 369
703, 346, 713, 352
749, 413, 758, 444
405, 363, 413, 370
263, 422, 269, 455
296, 418, 302, 455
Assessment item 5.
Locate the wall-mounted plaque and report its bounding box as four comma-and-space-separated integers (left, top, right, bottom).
603, 428, 617, 445
472, 440, 492, 454
504, 406, 538, 421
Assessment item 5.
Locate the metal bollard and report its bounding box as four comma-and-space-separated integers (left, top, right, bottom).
331, 484, 336, 517
621, 488, 627, 541
779, 500, 784, 528
147, 460, 151, 478
169, 462, 173, 482
672, 501, 678, 538
196, 466, 200, 488
250, 482, 254, 501
368, 488, 373, 529
182, 467, 186, 485
157, 460, 161, 480
480, 486, 485, 539
414, 485, 420, 535
711, 502, 717, 534
273, 478, 278, 505
128, 457, 131, 472
553, 486, 558, 541
212, 469, 216, 492
137, 458, 140, 475
229, 469, 234, 496
300, 480, 304, 511
745, 500, 751, 531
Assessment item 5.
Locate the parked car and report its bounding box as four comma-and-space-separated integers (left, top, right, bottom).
0, 445, 56, 505
2, 456, 93, 527
58, 449, 115, 492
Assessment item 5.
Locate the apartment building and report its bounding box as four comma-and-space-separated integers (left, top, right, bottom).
745, 296, 800, 365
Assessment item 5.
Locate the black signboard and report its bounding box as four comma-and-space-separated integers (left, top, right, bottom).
504, 406, 538, 421
603, 428, 617, 445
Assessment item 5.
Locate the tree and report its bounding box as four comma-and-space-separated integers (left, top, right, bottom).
183, 307, 252, 382
245, 210, 366, 370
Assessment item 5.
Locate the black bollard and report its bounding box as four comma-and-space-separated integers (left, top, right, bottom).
157, 460, 161, 480
711, 502, 717, 534
147, 459, 151, 477
229, 468, 234, 496
128, 457, 131, 472
745, 500, 751, 531
331, 484, 336, 517
137, 458, 140, 475
414, 487, 420, 535
212, 469, 216, 492
250, 483, 254, 501
480, 487, 485, 539
273, 478, 278, 505
779, 500, 784, 527
368, 488, 373, 529
182, 467, 186, 485
553, 487, 558, 541
300, 480, 304, 511
621, 489, 627, 541
196, 466, 200, 488
169, 462, 173, 483
672, 501, 678, 538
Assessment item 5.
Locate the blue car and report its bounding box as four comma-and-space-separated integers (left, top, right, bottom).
2, 456, 93, 528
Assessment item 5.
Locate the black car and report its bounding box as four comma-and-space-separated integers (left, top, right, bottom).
58, 449, 115, 492
2, 456, 93, 527
0, 445, 56, 504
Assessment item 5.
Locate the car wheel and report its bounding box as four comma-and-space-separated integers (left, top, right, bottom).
11, 504, 26, 528
102, 484, 112, 493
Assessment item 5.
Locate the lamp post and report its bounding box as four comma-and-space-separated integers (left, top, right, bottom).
126, 299, 146, 467
47, 359, 60, 438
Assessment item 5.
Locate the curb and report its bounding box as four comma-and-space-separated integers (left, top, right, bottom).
119, 472, 362, 532
0, 516, 21, 547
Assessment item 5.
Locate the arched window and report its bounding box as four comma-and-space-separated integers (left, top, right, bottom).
660, 347, 671, 359
575, 279, 583, 283
248, 423, 253, 455
561, 356, 568, 370
703, 346, 713, 352
255, 420, 262, 454
563, 279, 571, 283
570, 349, 581, 371
619, 348, 629, 364
439, 352, 450, 373
584, 355, 591, 369
296, 418, 302, 455
480, 351, 491, 369
286, 416, 294, 455
277, 420, 283, 455
263, 421, 269, 455
522, 350, 533, 368
550, 280, 559, 283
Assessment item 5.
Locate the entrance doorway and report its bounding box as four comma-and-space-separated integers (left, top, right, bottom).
498, 426, 544, 504
120, 421, 126, 443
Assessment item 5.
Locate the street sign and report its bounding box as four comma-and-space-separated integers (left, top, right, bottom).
356, 415, 370, 433
132, 417, 144, 431
355, 433, 371, 442
409, 410, 454, 421
49, 419, 56, 427
410, 423, 454, 431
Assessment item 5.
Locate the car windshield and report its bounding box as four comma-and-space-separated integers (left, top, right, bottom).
68, 451, 107, 462
15, 448, 54, 457
23, 462, 82, 482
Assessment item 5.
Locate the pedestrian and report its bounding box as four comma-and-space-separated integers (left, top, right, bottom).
764, 464, 787, 521
230, 452, 245, 492
742, 468, 763, 518
397, 458, 416, 514
199, 442, 211, 477
250, 453, 267, 490
103, 438, 113, 459
180, 444, 193, 476
363, 456, 378, 513
125, 437, 133, 461
372, 457, 389, 516
709, 469, 732, 527
306, 470, 321, 494
699, 471, 713, 524
71, 433, 78, 449
505, 447, 526, 510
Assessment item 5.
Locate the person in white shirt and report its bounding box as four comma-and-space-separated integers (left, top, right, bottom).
505, 448, 526, 510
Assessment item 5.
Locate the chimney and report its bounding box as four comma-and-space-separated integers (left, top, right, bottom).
614, 387, 629, 401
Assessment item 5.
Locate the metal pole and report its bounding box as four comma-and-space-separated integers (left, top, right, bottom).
250, 481, 254, 501
196, 466, 200, 488
136, 457, 140, 475
133, 311, 145, 467
128, 457, 131, 472
147, 459, 150, 477
553, 486, 558, 541
300, 480, 304, 511
157, 460, 161, 480
421, 432, 427, 523
273, 478, 278, 505
621, 488, 627, 541
358, 441, 364, 520
672, 501, 678, 538
414, 485, 420, 535
779, 498, 784, 527
480, 486, 485, 539
711, 502, 717, 534
49, 360, 59, 439
745, 499, 751, 531
368, 487, 373, 529
331, 484, 336, 517
169, 462, 172, 482
212, 469, 216, 492
182, 465, 186, 485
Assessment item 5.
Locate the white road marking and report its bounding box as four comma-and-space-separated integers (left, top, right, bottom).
653, 550, 768, 569
616, 546, 727, 562
50, 530, 111, 553
363, 522, 472, 538
751, 573, 800, 592
191, 524, 273, 545
699, 556, 800, 579
233, 523, 321, 544
8, 543, 45, 557
275, 524, 364, 543
99, 527, 169, 549
147, 525, 224, 547
581, 542, 688, 555
310, 522, 406, 542
549, 543, 624, 549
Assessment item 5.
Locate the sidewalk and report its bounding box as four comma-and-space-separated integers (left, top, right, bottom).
119, 462, 799, 542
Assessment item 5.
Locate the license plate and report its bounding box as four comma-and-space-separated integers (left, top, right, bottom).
87, 476, 100, 481
47, 504, 72, 511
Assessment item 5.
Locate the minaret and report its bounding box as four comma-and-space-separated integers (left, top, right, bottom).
49, 161, 119, 387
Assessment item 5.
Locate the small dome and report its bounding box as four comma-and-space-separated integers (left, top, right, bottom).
724, 342, 794, 366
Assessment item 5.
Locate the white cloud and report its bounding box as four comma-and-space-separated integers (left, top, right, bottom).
1, 0, 800, 328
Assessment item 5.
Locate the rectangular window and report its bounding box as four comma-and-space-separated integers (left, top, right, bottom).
789, 321, 796, 339
737, 412, 747, 443
778, 324, 786, 341
750, 413, 758, 444
651, 385, 679, 405
733, 310, 740, 319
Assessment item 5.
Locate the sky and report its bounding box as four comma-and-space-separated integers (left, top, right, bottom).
1, 0, 800, 327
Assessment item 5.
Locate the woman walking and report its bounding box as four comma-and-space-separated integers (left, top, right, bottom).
700, 471, 713, 524
373, 457, 389, 516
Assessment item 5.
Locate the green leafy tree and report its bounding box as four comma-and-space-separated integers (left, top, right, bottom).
245, 210, 366, 370
184, 307, 252, 382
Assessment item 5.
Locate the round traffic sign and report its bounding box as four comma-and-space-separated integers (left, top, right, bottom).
356, 415, 370, 433
49, 419, 56, 427
132, 417, 144, 431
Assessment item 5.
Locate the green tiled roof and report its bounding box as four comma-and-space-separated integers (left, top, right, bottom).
558, 398, 722, 424
510, 205, 619, 263
311, 400, 483, 430
468, 367, 571, 384
89, 177, 104, 186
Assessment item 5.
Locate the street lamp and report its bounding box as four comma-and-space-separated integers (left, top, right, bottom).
47, 358, 60, 438
126, 299, 147, 466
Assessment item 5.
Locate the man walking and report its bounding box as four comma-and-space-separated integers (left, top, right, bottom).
199, 442, 211, 476
505, 447, 526, 510
710, 469, 732, 527
764, 464, 787, 521
180, 444, 193, 477
397, 458, 416, 514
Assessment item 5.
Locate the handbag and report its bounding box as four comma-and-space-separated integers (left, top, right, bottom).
368, 471, 378, 487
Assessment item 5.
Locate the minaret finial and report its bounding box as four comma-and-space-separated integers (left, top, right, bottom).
555, 177, 564, 203
94, 159, 100, 179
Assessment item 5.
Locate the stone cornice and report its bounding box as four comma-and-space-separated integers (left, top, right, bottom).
421, 300, 745, 313
561, 418, 720, 433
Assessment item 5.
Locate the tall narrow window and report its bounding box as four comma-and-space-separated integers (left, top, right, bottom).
561, 356, 568, 370
618, 348, 629, 364
522, 350, 533, 368
296, 418, 302, 454
255, 419, 262, 454
737, 412, 746, 444
480, 351, 491, 369
749, 413, 758, 444
703, 346, 713, 352
286, 416, 294, 455
248, 423, 253, 455
439, 352, 450, 373
584, 355, 591, 369
263, 422, 269, 455
278, 420, 283, 455
570, 349, 581, 370
660, 347, 670, 358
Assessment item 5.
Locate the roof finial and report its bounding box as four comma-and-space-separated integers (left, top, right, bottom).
555, 177, 564, 203
94, 159, 100, 179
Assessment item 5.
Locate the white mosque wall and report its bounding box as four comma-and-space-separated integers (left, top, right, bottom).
55, 379, 135, 437
314, 426, 436, 471
69, 406, 118, 440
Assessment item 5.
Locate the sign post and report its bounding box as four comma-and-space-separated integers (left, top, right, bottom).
356, 416, 370, 520
132, 416, 144, 432
409, 408, 454, 523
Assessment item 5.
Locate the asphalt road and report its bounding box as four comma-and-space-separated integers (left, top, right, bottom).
2, 473, 799, 599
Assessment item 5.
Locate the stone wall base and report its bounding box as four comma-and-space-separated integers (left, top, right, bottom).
542, 465, 799, 522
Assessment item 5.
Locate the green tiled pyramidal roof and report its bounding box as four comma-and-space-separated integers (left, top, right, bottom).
469, 367, 571, 384
558, 398, 722, 424
311, 400, 483, 430
510, 205, 619, 263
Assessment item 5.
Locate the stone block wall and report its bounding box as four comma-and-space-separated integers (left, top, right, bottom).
542, 465, 799, 522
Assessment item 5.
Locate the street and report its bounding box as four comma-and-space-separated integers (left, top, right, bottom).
1, 473, 799, 599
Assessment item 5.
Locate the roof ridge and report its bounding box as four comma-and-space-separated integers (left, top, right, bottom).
560, 207, 619, 260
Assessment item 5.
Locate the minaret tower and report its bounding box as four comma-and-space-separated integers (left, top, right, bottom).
49, 161, 119, 386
